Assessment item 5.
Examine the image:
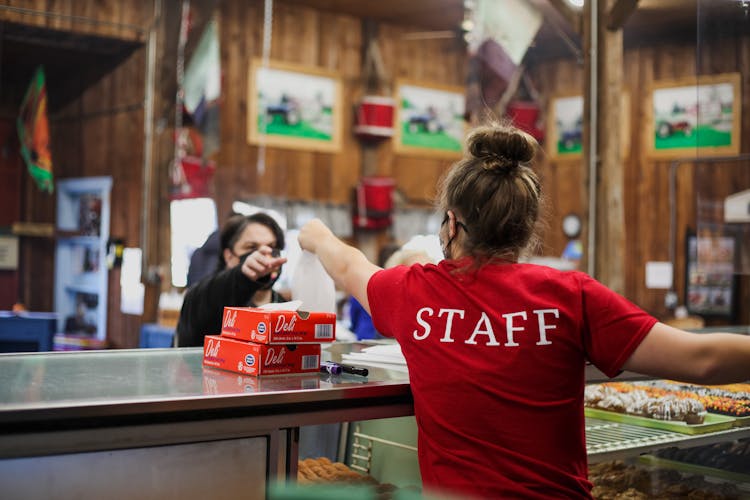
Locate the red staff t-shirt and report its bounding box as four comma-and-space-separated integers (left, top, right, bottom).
368, 259, 657, 499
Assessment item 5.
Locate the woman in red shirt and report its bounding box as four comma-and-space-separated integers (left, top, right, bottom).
298, 123, 750, 499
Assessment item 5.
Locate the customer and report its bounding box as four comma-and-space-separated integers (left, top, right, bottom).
298, 123, 750, 499
349, 244, 432, 340
176, 212, 287, 347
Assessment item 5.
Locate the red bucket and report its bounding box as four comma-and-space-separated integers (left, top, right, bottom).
171, 156, 216, 200
507, 101, 539, 129
354, 96, 395, 139
359, 176, 395, 216
507, 101, 544, 142
353, 176, 395, 229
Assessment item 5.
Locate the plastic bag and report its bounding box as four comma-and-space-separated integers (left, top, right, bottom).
291, 250, 336, 313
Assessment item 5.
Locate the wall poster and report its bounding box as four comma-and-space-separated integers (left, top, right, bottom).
248, 59, 342, 152
647, 73, 741, 159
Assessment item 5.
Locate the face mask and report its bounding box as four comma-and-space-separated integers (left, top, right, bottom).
439, 211, 468, 260
261, 265, 282, 290
440, 233, 455, 260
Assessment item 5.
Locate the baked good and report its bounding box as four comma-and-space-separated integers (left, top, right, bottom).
297, 457, 379, 485
585, 384, 706, 424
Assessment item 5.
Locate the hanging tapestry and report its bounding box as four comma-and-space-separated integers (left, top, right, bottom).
17, 66, 54, 193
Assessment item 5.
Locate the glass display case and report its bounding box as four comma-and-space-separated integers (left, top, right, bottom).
344, 378, 750, 498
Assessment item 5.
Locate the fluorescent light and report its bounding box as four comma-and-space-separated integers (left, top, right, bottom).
566, 0, 584, 7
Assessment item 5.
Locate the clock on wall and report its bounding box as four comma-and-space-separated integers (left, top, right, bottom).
562, 213, 582, 239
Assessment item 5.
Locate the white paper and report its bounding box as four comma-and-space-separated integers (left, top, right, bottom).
645, 261, 673, 289
121, 248, 144, 315
291, 250, 336, 313
340, 343, 407, 369
121, 283, 145, 316
0, 235, 19, 270
258, 300, 303, 311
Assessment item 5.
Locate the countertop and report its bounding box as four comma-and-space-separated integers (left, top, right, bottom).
0, 342, 412, 432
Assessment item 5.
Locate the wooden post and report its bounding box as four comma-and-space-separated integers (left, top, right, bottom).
142, 0, 177, 323
582, 0, 629, 293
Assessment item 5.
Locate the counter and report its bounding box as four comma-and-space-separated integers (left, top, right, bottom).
0, 343, 412, 499
2, 341, 749, 498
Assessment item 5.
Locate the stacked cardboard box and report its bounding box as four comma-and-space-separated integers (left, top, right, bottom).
202, 306, 336, 376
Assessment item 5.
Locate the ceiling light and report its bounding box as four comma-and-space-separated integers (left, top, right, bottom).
565, 0, 584, 8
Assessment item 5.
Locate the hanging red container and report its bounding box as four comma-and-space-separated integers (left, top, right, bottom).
353, 176, 395, 230
170, 156, 216, 200
354, 96, 395, 140
507, 101, 544, 142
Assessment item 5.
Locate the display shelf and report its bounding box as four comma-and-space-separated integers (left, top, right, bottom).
638, 455, 750, 485
352, 418, 750, 488
585, 417, 750, 463
54, 176, 112, 341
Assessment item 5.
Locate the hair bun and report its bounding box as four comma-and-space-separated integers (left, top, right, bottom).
467, 125, 536, 171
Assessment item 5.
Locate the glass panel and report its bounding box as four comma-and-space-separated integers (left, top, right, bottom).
694, 1, 750, 288
169, 198, 218, 288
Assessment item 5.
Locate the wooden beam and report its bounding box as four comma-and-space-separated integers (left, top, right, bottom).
582, 0, 626, 293
607, 0, 639, 30
546, 0, 582, 33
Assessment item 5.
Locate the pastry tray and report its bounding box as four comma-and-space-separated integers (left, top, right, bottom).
584, 407, 736, 435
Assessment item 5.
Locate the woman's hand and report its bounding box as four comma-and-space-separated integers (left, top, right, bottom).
298, 218, 333, 254
240, 245, 287, 281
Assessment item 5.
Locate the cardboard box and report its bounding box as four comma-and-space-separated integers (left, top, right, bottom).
220, 307, 336, 344
202, 367, 321, 394
202, 335, 321, 376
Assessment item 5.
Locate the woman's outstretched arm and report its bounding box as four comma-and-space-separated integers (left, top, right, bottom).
298, 219, 381, 314
623, 322, 750, 385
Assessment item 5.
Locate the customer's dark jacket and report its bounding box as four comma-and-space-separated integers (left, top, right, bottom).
186, 231, 220, 287
176, 253, 283, 347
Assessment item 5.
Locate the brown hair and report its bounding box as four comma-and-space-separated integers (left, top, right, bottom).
217, 212, 285, 271
437, 123, 544, 262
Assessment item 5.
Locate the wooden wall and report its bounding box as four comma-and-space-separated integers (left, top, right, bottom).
3, 0, 466, 348
0, 0, 144, 40
1, 0, 152, 348
529, 30, 750, 322
211, 1, 466, 222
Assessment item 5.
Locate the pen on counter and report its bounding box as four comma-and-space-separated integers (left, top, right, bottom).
320, 361, 342, 375
319, 361, 368, 377
340, 364, 368, 376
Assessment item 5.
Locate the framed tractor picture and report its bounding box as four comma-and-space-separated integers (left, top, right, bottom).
547, 92, 630, 161
646, 73, 741, 159
547, 95, 584, 160
394, 80, 465, 158
248, 59, 343, 152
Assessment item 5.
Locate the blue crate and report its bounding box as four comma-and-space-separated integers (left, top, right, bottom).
0, 312, 58, 352
139, 323, 175, 348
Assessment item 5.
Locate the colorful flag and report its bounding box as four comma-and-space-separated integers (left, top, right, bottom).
17, 66, 54, 193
